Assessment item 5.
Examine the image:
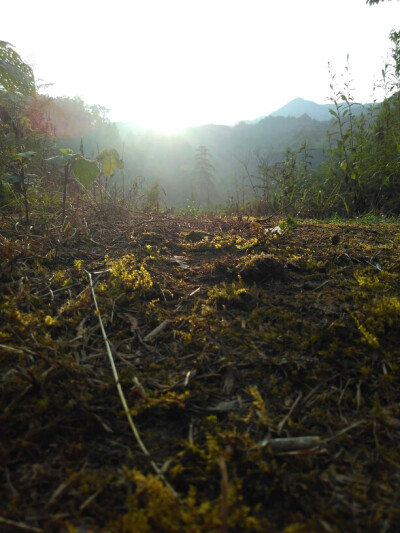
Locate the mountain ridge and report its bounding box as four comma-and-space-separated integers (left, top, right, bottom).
268, 97, 335, 121
259, 96, 369, 123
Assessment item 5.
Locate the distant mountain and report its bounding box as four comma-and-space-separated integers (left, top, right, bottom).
270, 98, 335, 121
248, 97, 370, 123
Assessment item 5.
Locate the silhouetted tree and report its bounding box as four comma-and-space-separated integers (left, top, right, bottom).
193, 145, 216, 209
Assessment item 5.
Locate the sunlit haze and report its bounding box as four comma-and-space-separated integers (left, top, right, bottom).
3, 0, 400, 132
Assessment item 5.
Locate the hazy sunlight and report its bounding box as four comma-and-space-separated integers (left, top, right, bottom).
3, 0, 399, 131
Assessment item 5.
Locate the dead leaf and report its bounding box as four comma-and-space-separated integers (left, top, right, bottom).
119, 313, 139, 332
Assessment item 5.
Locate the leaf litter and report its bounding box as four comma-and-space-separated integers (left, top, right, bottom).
1, 205, 400, 532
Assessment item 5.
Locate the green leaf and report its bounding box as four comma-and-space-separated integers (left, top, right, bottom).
340, 160, 348, 171
97, 148, 124, 178
59, 148, 73, 155
0, 41, 35, 96
71, 156, 99, 186
14, 151, 36, 162
4, 172, 20, 184
44, 154, 76, 167
328, 109, 338, 118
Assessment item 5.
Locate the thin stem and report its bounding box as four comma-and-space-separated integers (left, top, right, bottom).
86, 271, 178, 498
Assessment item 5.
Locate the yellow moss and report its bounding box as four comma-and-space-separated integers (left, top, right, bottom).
170, 463, 184, 478
305, 258, 325, 270
204, 415, 218, 425
52, 270, 70, 285
235, 237, 259, 250
7, 309, 36, 328
287, 254, 303, 262
245, 386, 269, 427
354, 272, 381, 290
208, 280, 247, 301
95, 281, 109, 293
350, 312, 380, 349
0, 330, 11, 341
107, 254, 153, 291
44, 249, 56, 261
74, 259, 84, 273
370, 296, 400, 326
44, 315, 59, 326
57, 291, 90, 316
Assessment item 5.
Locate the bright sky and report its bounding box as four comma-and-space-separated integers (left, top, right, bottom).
2, 0, 399, 132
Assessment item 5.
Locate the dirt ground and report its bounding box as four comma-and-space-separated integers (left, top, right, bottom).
1, 207, 400, 532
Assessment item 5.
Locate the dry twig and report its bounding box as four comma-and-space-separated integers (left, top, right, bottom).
86, 271, 177, 498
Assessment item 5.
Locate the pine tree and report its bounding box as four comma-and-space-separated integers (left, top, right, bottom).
193, 145, 216, 209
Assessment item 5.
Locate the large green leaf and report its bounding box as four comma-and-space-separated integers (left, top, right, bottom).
0, 41, 35, 96
44, 153, 99, 186
44, 154, 76, 167
14, 151, 36, 162
71, 156, 99, 186
4, 173, 20, 185
97, 148, 124, 178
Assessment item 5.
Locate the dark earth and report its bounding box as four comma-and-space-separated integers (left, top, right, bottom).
1, 204, 400, 532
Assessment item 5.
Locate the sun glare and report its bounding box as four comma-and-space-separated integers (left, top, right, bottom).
111, 95, 204, 134
137, 116, 190, 134
116, 111, 190, 134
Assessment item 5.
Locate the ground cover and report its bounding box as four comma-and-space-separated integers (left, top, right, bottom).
1, 206, 400, 532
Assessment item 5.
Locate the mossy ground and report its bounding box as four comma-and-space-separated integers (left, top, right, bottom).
1, 205, 400, 532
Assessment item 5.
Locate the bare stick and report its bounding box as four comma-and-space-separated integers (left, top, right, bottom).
277, 392, 303, 435
260, 436, 321, 453
144, 319, 171, 342
0, 516, 43, 532
86, 272, 177, 497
